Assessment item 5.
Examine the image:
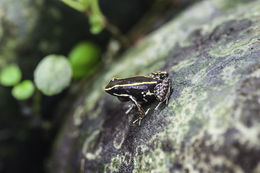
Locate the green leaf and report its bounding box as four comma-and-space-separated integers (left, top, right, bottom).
34, 55, 72, 96
69, 41, 100, 79
61, 0, 105, 34
60, 0, 88, 12
90, 25, 103, 34
12, 80, 35, 100
0, 64, 22, 86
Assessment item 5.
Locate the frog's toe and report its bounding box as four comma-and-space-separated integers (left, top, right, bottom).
145, 108, 150, 115
133, 118, 142, 126
125, 104, 135, 114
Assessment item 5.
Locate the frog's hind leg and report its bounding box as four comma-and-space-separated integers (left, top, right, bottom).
148, 71, 168, 80
154, 78, 172, 110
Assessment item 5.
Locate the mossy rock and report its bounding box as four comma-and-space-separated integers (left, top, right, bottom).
49, 0, 260, 172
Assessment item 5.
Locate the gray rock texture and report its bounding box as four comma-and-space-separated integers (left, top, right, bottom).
50, 0, 260, 172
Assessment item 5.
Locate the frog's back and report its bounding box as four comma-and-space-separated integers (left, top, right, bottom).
117, 76, 157, 102
105, 76, 158, 103
116, 76, 157, 84
116, 76, 157, 90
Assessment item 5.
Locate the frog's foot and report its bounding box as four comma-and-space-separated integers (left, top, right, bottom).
132, 108, 150, 126
133, 111, 145, 126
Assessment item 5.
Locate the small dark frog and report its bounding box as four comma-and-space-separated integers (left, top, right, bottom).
105, 71, 172, 125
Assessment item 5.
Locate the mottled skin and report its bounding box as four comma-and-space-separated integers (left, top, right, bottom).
49, 0, 260, 173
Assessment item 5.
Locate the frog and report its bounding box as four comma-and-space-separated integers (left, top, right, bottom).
104, 71, 172, 125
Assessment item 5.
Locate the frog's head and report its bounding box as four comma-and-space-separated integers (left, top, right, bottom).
104, 77, 120, 95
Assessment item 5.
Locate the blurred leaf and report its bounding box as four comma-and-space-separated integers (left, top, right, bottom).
12, 80, 35, 100
34, 55, 72, 96
61, 0, 105, 34
0, 64, 22, 87
60, 0, 88, 12
69, 41, 101, 79
89, 14, 104, 34
88, 0, 105, 34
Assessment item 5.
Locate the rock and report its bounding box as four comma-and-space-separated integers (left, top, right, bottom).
49, 0, 260, 172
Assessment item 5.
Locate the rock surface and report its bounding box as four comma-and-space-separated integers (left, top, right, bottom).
50, 0, 260, 172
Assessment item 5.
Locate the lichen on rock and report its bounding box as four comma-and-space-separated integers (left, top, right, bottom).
49, 0, 260, 172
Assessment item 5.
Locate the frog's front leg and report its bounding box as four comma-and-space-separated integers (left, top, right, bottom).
128, 95, 145, 124
128, 95, 153, 125
113, 93, 145, 125
154, 78, 172, 110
